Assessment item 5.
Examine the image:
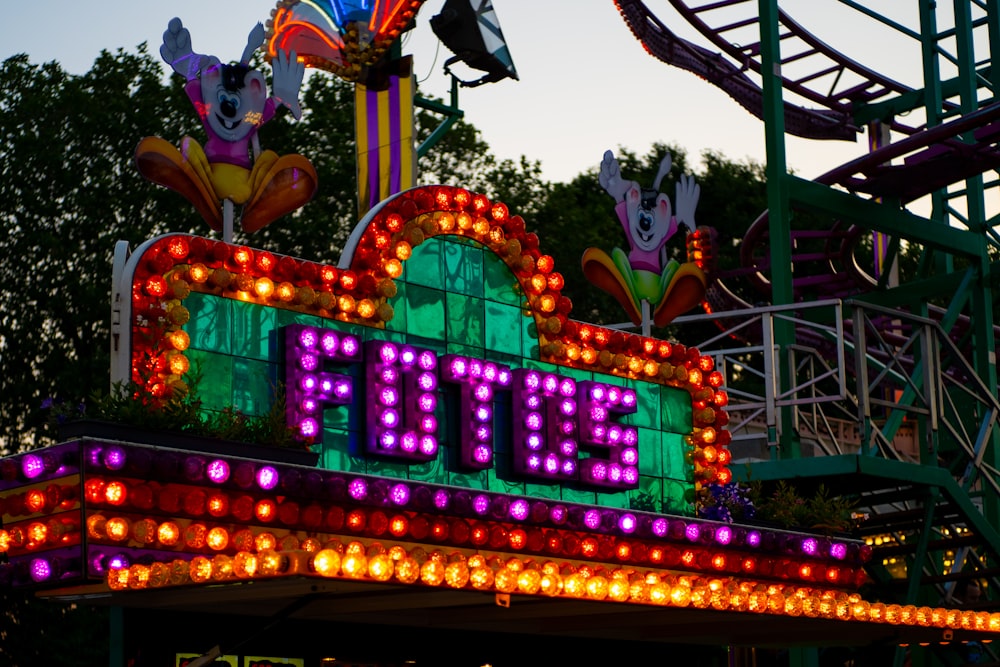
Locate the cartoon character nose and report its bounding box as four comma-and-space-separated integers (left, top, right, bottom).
220, 99, 238, 118
638, 212, 653, 232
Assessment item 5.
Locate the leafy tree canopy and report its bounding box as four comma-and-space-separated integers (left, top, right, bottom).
0, 48, 546, 455
0, 45, 770, 667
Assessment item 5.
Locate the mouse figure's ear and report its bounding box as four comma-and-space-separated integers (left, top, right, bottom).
652, 153, 672, 191
241, 22, 266, 65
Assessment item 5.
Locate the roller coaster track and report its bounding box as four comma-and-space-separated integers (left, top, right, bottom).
613, 2, 1000, 656
616, 0, 1000, 310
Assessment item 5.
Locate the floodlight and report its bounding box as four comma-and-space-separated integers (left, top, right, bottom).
430, 0, 518, 87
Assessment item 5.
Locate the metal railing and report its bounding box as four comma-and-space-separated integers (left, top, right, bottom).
672, 300, 1000, 495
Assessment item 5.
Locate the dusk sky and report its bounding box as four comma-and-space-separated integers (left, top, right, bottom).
5, 2, 924, 184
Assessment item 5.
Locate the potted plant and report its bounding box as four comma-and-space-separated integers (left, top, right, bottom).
45, 377, 319, 466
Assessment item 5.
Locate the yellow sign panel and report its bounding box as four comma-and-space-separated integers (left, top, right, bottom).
176, 654, 238, 666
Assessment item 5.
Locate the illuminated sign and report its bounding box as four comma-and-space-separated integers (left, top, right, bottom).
285, 328, 642, 489
112, 185, 732, 512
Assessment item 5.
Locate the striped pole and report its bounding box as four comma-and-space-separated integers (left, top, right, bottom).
355, 56, 417, 216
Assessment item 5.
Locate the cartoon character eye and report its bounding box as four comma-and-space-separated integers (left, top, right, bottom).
217, 91, 241, 111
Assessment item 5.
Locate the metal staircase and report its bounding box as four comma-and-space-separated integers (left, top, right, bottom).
617, 0, 1000, 608
612, 3, 1000, 639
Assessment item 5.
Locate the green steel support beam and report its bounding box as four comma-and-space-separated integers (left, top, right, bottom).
787, 178, 984, 257
853, 65, 994, 126
111, 605, 124, 667
953, 0, 1000, 539
851, 271, 970, 310
855, 273, 972, 450
919, 0, 955, 281
758, 0, 799, 458
907, 486, 940, 606
990, 1, 1000, 94
788, 647, 819, 667
744, 455, 1000, 550
415, 76, 463, 158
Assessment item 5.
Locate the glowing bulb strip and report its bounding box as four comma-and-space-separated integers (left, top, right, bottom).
71, 442, 867, 570
102, 542, 1000, 636
365, 340, 440, 461
71, 470, 866, 591
128, 182, 734, 488
440, 354, 513, 470
285, 324, 360, 442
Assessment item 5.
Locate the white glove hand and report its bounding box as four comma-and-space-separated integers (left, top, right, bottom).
674, 173, 700, 228
271, 50, 305, 120
160, 17, 204, 80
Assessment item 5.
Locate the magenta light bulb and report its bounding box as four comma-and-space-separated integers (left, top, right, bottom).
30, 558, 52, 582
206, 459, 230, 483
349, 478, 368, 500
419, 436, 437, 456
298, 328, 317, 348
21, 454, 45, 480
320, 331, 339, 354
473, 444, 492, 464
390, 483, 410, 505
103, 446, 126, 471
257, 466, 279, 490
510, 499, 529, 521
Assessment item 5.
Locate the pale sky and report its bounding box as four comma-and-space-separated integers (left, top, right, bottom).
3, 1, 930, 184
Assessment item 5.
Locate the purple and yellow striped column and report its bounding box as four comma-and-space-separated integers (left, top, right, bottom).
355, 56, 417, 217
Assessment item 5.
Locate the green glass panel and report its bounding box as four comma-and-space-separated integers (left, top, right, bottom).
185, 293, 231, 355
446, 293, 485, 348
185, 350, 232, 410
637, 427, 662, 476
232, 358, 273, 416
273, 308, 322, 330
521, 314, 539, 359
631, 477, 663, 512
596, 489, 629, 508
661, 386, 693, 433
631, 381, 661, 429
404, 285, 445, 341
231, 301, 275, 361
446, 469, 488, 490
523, 482, 561, 500
443, 241, 484, 297
485, 302, 522, 356
662, 432, 689, 481
406, 455, 450, 485
560, 487, 597, 506
483, 251, 522, 306
560, 367, 592, 382
373, 331, 407, 346
405, 336, 447, 356
486, 469, 525, 496
385, 281, 407, 333
662, 479, 692, 514
405, 238, 444, 288
320, 401, 355, 429
445, 343, 483, 358
319, 429, 356, 471
366, 459, 408, 480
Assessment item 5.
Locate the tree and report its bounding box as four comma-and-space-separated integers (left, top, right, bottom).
0, 49, 547, 456
0, 48, 198, 454
533, 143, 767, 333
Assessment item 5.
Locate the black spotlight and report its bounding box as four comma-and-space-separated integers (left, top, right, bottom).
430, 0, 519, 87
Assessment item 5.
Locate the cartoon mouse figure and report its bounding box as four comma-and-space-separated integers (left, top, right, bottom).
582, 150, 709, 328
135, 18, 317, 237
